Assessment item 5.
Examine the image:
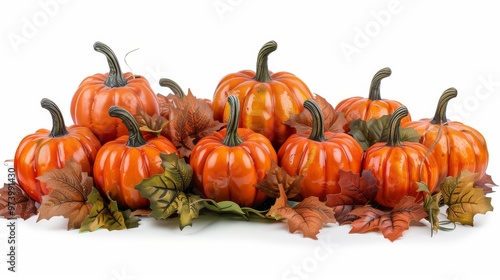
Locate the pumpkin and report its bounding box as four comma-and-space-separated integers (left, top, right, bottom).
189, 95, 278, 208
211, 40, 314, 149
14, 98, 102, 202
335, 67, 411, 131
70, 41, 159, 144
278, 99, 364, 201
363, 106, 439, 208
93, 106, 179, 210
401, 87, 489, 183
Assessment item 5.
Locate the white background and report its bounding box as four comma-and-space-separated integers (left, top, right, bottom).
1, 1, 499, 280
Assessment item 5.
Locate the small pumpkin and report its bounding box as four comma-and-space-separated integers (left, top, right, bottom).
278, 99, 364, 201
93, 106, 179, 210
189, 95, 278, 208
335, 67, 411, 131
14, 98, 102, 202
363, 106, 439, 208
211, 40, 314, 149
401, 87, 489, 183
70, 41, 159, 144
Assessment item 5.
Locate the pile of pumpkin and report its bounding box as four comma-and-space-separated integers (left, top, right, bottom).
11, 41, 492, 237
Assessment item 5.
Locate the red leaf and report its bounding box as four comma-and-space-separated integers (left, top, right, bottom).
475, 173, 497, 194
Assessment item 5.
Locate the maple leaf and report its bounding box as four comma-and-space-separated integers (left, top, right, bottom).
134, 105, 170, 136
417, 182, 442, 235
349, 196, 428, 242
325, 170, 379, 225
158, 89, 225, 158
79, 188, 140, 232
36, 159, 93, 230
348, 115, 421, 150
285, 93, 347, 134
267, 184, 336, 239
475, 173, 497, 194
0, 182, 37, 220
254, 161, 303, 199
440, 170, 494, 226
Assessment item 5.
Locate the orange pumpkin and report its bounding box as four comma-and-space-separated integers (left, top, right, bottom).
93, 106, 179, 210
190, 95, 278, 208
70, 41, 159, 144
14, 98, 101, 202
401, 87, 489, 183
335, 67, 411, 131
278, 99, 364, 201
363, 106, 439, 208
212, 40, 314, 149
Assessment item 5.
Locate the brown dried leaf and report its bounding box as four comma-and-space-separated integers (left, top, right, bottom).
254, 161, 303, 198
134, 105, 170, 136
0, 183, 37, 220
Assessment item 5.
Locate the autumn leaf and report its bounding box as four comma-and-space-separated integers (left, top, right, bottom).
254, 161, 303, 199
36, 159, 93, 230
349, 196, 428, 242
285, 93, 347, 134
158, 89, 225, 158
325, 170, 379, 225
267, 184, 336, 239
79, 188, 140, 232
0, 182, 37, 220
349, 115, 421, 150
440, 170, 494, 226
475, 173, 497, 194
417, 182, 442, 235
134, 105, 169, 136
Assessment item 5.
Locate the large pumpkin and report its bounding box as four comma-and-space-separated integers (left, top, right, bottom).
190, 95, 278, 208
212, 40, 314, 149
70, 41, 159, 144
363, 106, 439, 208
278, 99, 364, 201
14, 98, 101, 202
93, 106, 179, 210
401, 87, 489, 183
335, 67, 411, 131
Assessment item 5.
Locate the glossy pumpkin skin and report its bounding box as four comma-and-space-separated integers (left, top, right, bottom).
190, 96, 278, 208
363, 106, 439, 208
212, 41, 314, 148
401, 88, 489, 183
93, 106, 179, 210
335, 68, 411, 131
71, 41, 159, 144
278, 99, 364, 201
14, 98, 101, 202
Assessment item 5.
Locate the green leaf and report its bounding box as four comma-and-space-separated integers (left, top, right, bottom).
349, 115, 420, 150
417, 182, 442, 235
159, 152, 193, 191
79, 188, 140, 232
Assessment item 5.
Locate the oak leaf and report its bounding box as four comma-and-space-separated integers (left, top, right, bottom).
440, 170, 494, 226
349, 196, 428, 242
254, 161, 303, 199
267, 184, 336, 239
36, 159, 93, 230
0, 182, 37, 220
325, 170, 379, 224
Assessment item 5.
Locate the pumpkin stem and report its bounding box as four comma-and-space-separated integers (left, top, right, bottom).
159, 78, 185, 98
368, 67, 392, 100
386, 106, 408, 147
108, 106, 147, 147
254, 40, 277, 83
304, 99, 327, 142
430, 87, 458, 124
222, 95, 244, 147
41, 98, 69, 138
94, 41, 128, 88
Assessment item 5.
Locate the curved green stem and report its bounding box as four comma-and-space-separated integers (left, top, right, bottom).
159, 78, 185, 98
368, 67, 392, 100
430, 87, 458, 124
108, 106, 147, 147
386, 106, 408, 147
222, 95, 244, 147
41, 98, 69, 138
254, 40, 277, 83
304, 99, 327, 142
94, 41, 128, 88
